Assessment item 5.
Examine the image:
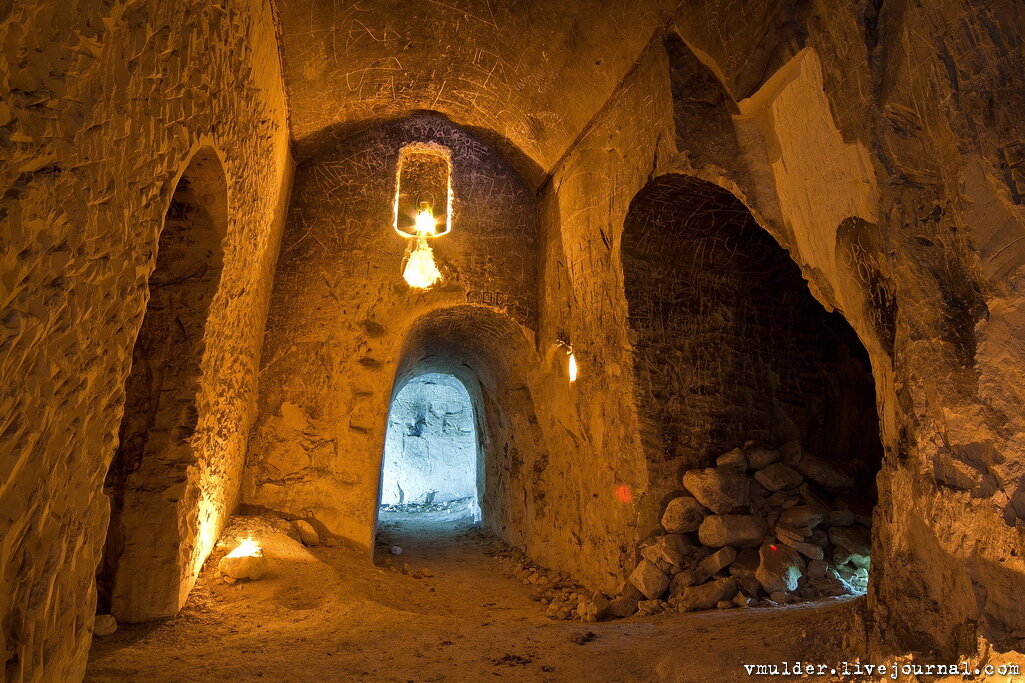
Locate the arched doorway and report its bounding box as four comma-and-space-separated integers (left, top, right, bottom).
97, 148, 228, 622
379, 371, 482, 523
622, 174, 882, 600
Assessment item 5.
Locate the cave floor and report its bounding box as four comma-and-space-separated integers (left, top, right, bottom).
86, 514, 859, 682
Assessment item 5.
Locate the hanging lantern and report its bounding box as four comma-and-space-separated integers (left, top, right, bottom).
394, 144, 453, 289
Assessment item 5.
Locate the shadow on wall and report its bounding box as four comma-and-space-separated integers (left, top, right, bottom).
620, 173, 883, 528
97, 148, 228, 623
375, 305, 547, 547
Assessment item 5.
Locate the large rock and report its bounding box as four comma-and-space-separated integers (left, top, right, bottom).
218, 552, 269, 581
698, 546, 737, 577
661, 496, 708, 533
578, 592, 610, 622
619, 579, 645, 601
608, 596, 638, 618
678, 578, 739, 612
682, 468, 749, 514
824, 508, 855, 527
669, 569, 698, 597
797, 455, 854, 491
794, 542, 824, 560
716, 448, 748, 469
754, 463, 803, 491
779, 441, 803, 467
828, 526, 871, 556
93, 614, 117, 637
745, 446, 780, 469
729, 547, 760, 578
698, 515, 767, 548
779, 505, 826, 529
629, 559, 670, 600
642, 534, 691, 567
755, 543, 805, 593
292, 520, 320, 546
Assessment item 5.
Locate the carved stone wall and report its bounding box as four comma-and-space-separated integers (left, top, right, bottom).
0, 0, 292, 678
98, 150, 229, 623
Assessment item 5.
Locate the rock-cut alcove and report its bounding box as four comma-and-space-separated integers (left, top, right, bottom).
96, 149, 228, 623
622, 174, 882, 602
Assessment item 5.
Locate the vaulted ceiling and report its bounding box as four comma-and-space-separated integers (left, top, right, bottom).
273, 0, 680, 180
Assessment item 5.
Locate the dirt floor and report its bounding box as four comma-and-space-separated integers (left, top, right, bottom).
87, 512, 863, 682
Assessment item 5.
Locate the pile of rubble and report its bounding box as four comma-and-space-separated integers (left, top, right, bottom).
592, 441, 873, 620
485, 540, 601, 621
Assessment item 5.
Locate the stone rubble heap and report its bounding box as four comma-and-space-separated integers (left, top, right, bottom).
589, 441, 873, 620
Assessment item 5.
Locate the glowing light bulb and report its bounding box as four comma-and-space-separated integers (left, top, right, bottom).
227, 537, 262, 558
414, 205, 436, 235
403, 238, 442, 288
568, 352, 578, 382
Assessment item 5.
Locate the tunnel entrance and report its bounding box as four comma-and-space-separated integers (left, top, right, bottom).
622, 174, 882, 603
378, 372, 481, 524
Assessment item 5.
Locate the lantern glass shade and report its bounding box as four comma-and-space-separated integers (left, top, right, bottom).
394, 143, 453, 238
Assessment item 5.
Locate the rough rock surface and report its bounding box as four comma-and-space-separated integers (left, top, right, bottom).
92, 615, 117, 638
756, 544, 806, 594
4, 0, 1025, 676
0, 0, 291, 677
678, 578, 739, 612
698, 515, 767, 548
293, 521, 321, 547
629, 560, 670, 600
218, 554, 270, 581
681, 468, 750, 514
660, 496, 707, 533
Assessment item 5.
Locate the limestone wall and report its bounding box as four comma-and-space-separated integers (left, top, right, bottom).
0, 0, 292, 679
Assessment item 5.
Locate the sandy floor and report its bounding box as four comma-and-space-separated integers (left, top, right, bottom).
87, 513, 862, 682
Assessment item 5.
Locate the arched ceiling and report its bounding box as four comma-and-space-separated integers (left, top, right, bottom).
273, 0, 680, 181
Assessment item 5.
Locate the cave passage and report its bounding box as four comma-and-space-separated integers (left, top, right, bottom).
378, 372, 481, 525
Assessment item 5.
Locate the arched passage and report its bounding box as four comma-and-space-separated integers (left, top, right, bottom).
622, 174, 882, 600
379, 371, 483, 522
97, 148, 228, 622
373, 306, 544, 551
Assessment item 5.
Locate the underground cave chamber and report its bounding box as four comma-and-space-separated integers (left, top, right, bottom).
7, 2, 1025, 678
622, 174, 883, 600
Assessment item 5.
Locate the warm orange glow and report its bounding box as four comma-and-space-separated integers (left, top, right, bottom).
615, 485, 632, 503
227, 537, 262, 558
393, 144, 453, 239
403, 238, 442, 289
414, 204, 437, 236
394, 145, 452, 287
568, 352, 578, 382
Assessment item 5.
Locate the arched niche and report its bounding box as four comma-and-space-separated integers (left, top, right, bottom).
621, 173, 883, 540
97, 148, 228, 623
